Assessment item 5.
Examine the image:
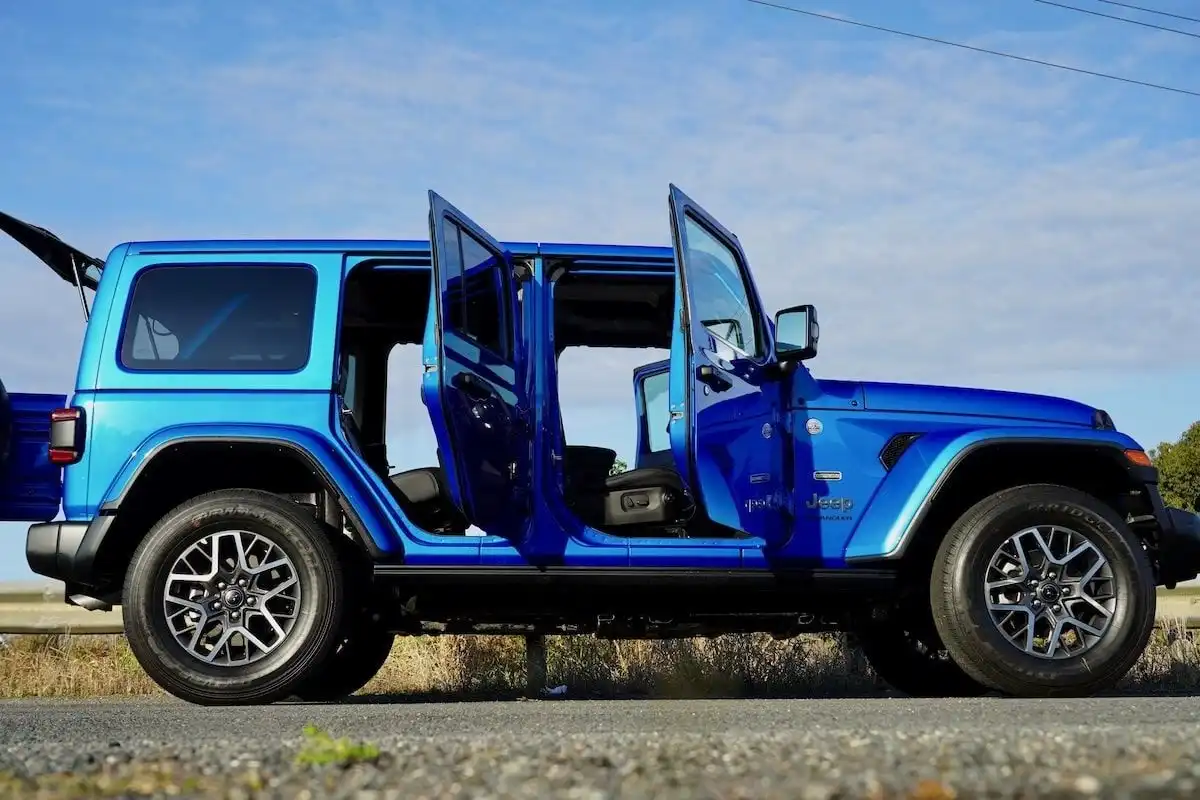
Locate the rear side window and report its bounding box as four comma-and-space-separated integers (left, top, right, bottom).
120, 265, 317, 372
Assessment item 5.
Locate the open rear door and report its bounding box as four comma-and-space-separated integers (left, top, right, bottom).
0, 212, 97, 521
0, 385, 66, 521
421, 191, 530, 541
666, 185, 790, 544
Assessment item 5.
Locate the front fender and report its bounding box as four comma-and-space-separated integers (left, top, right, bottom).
842, 425, 1144, 562
99, 422, 402, 556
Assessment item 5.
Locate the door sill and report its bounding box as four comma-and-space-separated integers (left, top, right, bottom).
372, 563, 896, 589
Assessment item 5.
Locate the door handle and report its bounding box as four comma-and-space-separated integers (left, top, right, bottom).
696, 364, 733, 392
453, 372, 495, 401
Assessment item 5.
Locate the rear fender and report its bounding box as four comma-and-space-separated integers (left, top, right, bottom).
842, 425, 1145, 561
99, 423, 403, 556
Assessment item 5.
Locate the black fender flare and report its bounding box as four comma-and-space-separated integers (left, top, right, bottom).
71, 435, 393, 586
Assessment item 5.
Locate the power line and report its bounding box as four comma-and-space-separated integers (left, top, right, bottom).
743, 0, 1200, 98
1094, 0, 1200, 25
1032, 0, 1200, 39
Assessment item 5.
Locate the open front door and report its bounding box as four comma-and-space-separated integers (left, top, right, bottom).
666, 185, 791, 545
422, 191, 530, 541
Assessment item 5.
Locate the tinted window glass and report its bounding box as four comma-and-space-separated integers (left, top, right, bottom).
642, 370, 670, 453
440, 220, 508, 358
442, 224, 466, 332
683, 215, 760, 357
120, 265, 317, 372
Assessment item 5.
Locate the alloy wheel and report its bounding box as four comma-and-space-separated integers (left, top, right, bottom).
983, 524, 1117, 660
162, 529, 302, 666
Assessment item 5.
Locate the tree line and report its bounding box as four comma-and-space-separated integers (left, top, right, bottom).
1151, 421, 1200, 511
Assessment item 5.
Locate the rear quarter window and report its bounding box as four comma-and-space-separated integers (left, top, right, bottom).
119, 265, 317, 372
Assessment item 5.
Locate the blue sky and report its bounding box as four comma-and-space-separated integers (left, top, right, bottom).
1, 0, 1199, 581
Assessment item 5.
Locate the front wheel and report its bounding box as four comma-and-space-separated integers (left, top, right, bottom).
930, 483, 1156, 697
123, 489, 347, 706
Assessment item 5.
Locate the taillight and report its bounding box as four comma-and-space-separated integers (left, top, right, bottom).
48, 406, 85, 465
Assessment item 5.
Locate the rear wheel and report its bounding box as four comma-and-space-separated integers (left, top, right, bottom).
291, 621, 395, 701
123, 489, 347, 705
930, 483, 1155, 697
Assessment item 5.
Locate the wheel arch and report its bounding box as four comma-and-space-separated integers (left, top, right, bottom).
844, 433, 1161, 571
72, 433, 398, 596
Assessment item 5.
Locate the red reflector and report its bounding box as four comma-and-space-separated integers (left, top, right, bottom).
48, 448, 78, 465
50, 408, 81, 422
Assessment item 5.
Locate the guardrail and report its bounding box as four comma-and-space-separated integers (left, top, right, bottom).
0, 582, 124, 634
0, 581, 1196, 635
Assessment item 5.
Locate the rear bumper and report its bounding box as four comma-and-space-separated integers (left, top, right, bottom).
26, 521, 87, 581
26, 515, 113, 589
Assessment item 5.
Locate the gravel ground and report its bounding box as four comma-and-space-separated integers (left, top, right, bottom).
2, 696, 1200, 797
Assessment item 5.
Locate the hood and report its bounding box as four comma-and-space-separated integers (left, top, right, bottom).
858, 380, 1098, 427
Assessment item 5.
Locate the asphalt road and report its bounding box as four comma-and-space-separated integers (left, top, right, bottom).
3, 696, 1200, 798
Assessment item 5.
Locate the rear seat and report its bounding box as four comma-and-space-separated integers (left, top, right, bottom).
339, 395, 468, 533
387, 464, 468, 533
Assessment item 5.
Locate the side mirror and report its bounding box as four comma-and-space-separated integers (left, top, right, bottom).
774, 304, 819, 362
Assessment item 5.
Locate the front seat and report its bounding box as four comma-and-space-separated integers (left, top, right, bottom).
552, 404, 688, 528
562, 444, 617, 496
599, 466, 688, 527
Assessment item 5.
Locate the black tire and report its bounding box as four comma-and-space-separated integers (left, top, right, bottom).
930, 483, 1155, 698
123, 489, 347, 706
854, 619, 989, 697
291, 622, 395, 701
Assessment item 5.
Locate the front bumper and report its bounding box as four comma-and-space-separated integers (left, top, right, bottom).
1158, 505, 1200, 587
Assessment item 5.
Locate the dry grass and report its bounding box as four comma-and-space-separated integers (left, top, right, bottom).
4, 621, 1200, 700
0, 634, 157, 699
364, 631, 875, 699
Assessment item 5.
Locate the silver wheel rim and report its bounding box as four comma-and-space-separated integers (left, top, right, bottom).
162, 530, 302, 667
984, 524, 1117, 660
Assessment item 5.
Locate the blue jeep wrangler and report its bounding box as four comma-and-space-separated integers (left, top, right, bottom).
2, 188, 1199, 706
